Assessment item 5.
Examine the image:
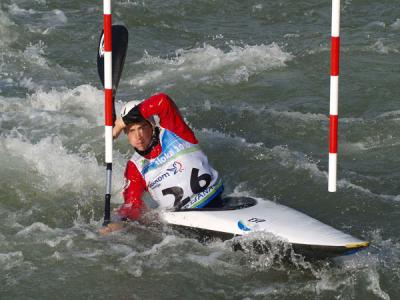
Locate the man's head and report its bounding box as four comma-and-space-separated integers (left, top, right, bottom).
124, 120, 154, 151
120, 100, 156, 152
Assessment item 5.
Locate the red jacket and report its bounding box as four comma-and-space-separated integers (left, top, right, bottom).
117, 93, 198, 220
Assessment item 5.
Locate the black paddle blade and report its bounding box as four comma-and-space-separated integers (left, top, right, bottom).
97, 25, 129, 121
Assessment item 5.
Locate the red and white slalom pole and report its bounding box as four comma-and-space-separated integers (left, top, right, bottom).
103, 0, 113, 224
329, 0, 340, 192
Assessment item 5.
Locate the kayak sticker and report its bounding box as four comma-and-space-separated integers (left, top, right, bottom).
238, 218, 266, 232
248, 217, 265, 223
238, 220, 251, 231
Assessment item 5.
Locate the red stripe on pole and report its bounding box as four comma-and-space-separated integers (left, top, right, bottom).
331, 36, 340, 76
105, 89, 113, 126
103, 14, 112, 51
329, 115, 338, 153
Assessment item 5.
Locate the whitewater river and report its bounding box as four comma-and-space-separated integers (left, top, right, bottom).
1, 0, 399, 299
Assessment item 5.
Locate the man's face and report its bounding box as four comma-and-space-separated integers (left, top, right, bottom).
125, 120, 153, 151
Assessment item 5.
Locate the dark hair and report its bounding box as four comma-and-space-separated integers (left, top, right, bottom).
123, 119, 153, 134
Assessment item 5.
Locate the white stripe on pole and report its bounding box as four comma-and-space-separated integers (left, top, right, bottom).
328, 153, 337, 191
104, 0, 111, 14
330, 76, 339, 115
331, 0, 340, 37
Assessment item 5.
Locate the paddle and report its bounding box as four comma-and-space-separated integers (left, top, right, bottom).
97, 24, 129, 226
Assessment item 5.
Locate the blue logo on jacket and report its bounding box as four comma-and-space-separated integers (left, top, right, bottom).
167, 161, 184, 174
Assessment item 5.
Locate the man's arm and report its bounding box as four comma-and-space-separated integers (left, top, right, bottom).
99, 161, 147, 235
118, 160, 147, 219
139, 93, 198, 144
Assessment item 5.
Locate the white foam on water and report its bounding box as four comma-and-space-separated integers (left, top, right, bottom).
255, 230, 392, 299
44, 234, 76, 248
129, 43, 293, 86
7, 4, 37, 16
0, 233, 5, 243
52, 9, 68, 24
251, 284, 298, 297
200, 128, 264, 149
338, 179, 400, 202
197, 102, 328, 124
200, 127, 400, 204
0, 250, 36, 286
21, 8, 67, 34
369, 39, 399, 54
23, 41, 49, 68
284, 33, 301, 38
0, 251, 24, 271
0, 37, 75, 86
15, 222, 55, 236
234, 232, 288, 266
390, 18, 400, 30
0, 8, 18, 48
365, 21, 386, 29
14, 222, 77, 254
28, 84, 103, 125
271, 145, 327, 180
343, 136, 400, 152
365, 268, 390, 300
252, 4, 263, 11
73, 249, 104, 262
117, 248, 143, 277
40, 9, 68, 28
306, 44, 330, 55
215, 189, 322, 272
0, 95, 27, 113
19, 77, 43, 91
341, 142, 369, 152
266, 108, 327, 122
377, 109, 400, 119
200, 127, 325, 183
4, 136, 104, 192
185, 251, 234, 275
319, 234, 394, 299
273, 144, 400, 203
138, 234, 187, 257
110, 244, 134, 256
1, 86, 131, 206
118, 1, 144, 8
116, 233, 201, 276
50, 251, 63, 261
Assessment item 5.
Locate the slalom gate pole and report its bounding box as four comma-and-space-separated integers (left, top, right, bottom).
328, 0, 340, 192
103, 0, 113, 224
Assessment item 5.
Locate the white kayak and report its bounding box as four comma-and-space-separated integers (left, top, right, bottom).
160, 197, 369, 258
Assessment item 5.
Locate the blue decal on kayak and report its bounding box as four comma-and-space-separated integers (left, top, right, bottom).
238, 220, 251, 231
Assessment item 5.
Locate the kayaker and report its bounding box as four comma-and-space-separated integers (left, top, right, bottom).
100, 93, 224, 234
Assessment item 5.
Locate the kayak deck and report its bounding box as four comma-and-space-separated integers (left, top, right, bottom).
161, 197, 369, 258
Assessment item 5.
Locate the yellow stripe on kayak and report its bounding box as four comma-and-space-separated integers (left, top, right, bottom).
345, 241, 369, 249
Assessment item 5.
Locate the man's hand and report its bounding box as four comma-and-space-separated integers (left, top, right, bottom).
99, 222, 124, 235
113, 118, 126, 139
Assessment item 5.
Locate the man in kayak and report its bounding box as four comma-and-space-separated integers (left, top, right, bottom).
100, 93, 224, 234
